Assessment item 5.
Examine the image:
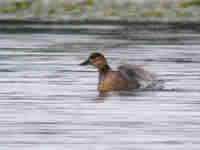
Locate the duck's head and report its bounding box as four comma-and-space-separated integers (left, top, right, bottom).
80, 53, 110, 70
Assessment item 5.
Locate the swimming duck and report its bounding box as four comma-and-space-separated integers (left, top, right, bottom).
80, 53, 155, 91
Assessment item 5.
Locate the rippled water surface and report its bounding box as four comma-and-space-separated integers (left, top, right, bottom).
0, 23, 200, 150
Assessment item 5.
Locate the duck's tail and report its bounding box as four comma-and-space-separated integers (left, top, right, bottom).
118, 64, 160, 89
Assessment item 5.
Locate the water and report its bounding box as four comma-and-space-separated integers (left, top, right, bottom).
0, 23, 200, 150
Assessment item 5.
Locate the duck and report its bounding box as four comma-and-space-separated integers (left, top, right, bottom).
80, 52, 155, 92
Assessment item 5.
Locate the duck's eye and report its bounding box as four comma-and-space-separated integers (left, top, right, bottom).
90, 53, 102, 59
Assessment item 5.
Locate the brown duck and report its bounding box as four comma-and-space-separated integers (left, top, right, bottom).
80, 53, 155, 91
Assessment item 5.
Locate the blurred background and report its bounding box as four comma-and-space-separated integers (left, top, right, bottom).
1, 1, 200, 150
0, 0, 200, 22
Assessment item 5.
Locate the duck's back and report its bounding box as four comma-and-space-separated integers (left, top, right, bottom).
118, 64, 156, 88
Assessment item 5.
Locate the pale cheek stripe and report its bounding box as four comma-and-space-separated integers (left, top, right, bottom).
94, 60, 106, 68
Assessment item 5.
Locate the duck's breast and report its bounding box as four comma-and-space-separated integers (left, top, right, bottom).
98, 71, 131, 91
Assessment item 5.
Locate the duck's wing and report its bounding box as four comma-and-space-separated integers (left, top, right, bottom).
118, 64, 156, 82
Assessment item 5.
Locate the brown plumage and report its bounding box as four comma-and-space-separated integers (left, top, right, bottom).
80, 53, 155, 91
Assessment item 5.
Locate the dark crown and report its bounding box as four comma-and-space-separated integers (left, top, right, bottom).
89, 53, 103, 59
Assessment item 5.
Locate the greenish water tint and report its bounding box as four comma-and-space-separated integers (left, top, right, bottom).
1, 0, 200, 22
0, 23, 200, 150
178, 0, 200, 7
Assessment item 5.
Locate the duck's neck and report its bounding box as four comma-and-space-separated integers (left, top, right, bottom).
98, 64, 111, 85
99, 64, 111, 73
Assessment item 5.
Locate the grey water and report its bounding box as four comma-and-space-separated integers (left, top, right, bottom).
0, 23, 200, 150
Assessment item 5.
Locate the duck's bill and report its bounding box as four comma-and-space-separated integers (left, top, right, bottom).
79, 59, 90, 66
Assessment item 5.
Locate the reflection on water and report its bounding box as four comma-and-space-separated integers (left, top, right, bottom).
0, 23, 200, 150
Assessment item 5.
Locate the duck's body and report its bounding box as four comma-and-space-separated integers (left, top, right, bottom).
98, 69, 140, 91
80, 53, 154, 92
